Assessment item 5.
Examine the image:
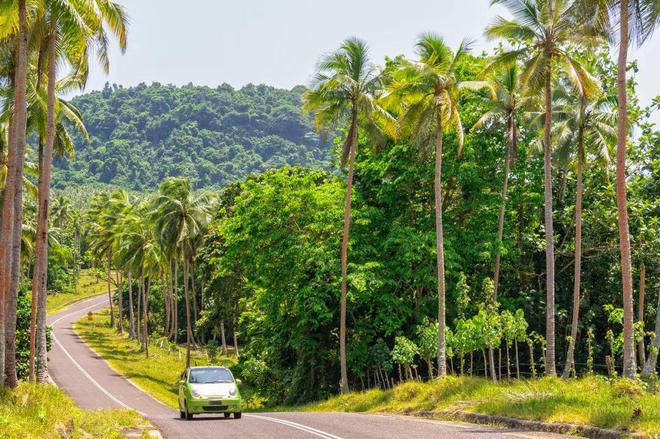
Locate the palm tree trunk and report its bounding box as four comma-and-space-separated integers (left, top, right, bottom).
107, 254, 115, 328
493, 120, 514, 298
616, 0, 636, 379
4, 161, 23, 387
136, 276, 141, 341
117, 272, 123, 333
34, 21, 58, 383
183, 252, 193, 368
339, 109, 358, 394
638, 263, 646, 366
562, 124, 585, 379
642, 289, 660, 376
29, 136, 39, 382
435, 111, 447, 377
173, 260, 178, 341
191, 266, 198, 323
128, 271, 135, 338
165, 262, 171, 338
543, 68, 557, 376
142, 272, 149, 358
1, 0, 28, 387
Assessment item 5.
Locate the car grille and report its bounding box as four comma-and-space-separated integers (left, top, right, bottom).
202, 404, 228, 411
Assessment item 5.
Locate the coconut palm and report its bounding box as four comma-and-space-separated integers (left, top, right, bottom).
473, 63, 528, 298
550, 82, 616, 378
29, 0, 127, 384
388, 34, 491, 377
0, 0, 29, 387
302, 37, 392, 393
26, 75, 89, 382
152, 178, 212, 368
115, 204, 161, 358
485, 0, 601, 376
576, 0, 659, 378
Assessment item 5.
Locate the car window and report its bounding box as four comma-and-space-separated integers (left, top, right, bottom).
189, 368, 233, 384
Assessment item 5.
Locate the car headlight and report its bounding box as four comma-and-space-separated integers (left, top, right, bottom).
228, 386, 237, 397
191, 388, 203, 399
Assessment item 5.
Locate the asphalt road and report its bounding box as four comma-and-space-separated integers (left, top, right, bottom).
48, 295, 570, 439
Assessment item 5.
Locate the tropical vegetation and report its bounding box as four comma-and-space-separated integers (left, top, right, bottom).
0, 2, 659, 435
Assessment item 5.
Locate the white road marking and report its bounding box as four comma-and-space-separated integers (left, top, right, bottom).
50, 297, 147, 415
51, 297, 345, 439
248, 415, 344, 439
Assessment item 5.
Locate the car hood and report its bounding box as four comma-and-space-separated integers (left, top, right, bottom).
190, 383, 237, 398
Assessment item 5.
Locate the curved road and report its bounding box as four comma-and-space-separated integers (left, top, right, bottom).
49, 295, 569, 439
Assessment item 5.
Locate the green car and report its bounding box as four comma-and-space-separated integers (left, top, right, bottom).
178, 366, 242, 420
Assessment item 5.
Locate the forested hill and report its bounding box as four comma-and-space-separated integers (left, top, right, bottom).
53, 82, 329, 190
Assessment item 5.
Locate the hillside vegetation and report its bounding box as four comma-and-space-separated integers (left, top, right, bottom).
53, 83, 329, 190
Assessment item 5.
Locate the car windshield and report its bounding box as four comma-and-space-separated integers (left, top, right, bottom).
188, 368, 233, 384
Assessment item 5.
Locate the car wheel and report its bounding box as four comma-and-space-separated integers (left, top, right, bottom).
234, 412, 242, 419
184, 401, 193, 420
224, 413, 231, 418
179, 410, 185, 419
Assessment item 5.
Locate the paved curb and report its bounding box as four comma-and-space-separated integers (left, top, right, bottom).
411, 409, 646, 439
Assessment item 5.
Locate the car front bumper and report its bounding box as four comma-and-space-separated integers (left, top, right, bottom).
186, 397, 242, 414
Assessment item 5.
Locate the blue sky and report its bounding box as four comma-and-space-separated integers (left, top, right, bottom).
83, 0, 659, 124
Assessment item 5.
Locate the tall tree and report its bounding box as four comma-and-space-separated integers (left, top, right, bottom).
551, 84, 615, 378
30, 0, 127, 383
0, 0, 29, 387
389, 34, 490, 376
153, 178, 212, 368
303, 38, 391, 393
485, 0, 600, 376
473, 63, 525, 298
611, 0, 658, 378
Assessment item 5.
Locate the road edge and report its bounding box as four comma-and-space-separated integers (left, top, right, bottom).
411, 409, 646, 439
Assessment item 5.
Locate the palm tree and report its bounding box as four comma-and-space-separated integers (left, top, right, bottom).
389, 34, 491, 376
115, 204, 161, 357
551, 83, 616, 378
473, 63, 526, 298
153, 178, 212, 368
27, 75, 89, 382
51, 195, 72, 228
0, 0, 29, 388
485, 0, 601, 376
29, 0, 127, 384
302, 38, 391, 393
590, 0, 658, 378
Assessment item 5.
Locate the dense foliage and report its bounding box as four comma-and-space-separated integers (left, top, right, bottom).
53, 83, 330, 190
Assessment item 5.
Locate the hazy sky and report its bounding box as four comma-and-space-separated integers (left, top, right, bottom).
83, 0, 659, 123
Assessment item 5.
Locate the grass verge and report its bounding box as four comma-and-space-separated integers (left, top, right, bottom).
0, 382, 149, 438
297, 375, 660, 436
74, 308, 236, 409
47, 270, 109, 315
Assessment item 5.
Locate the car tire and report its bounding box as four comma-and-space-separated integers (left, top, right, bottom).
179, 410, 185, 419
184, 401, 193, 420
224, 413, 231, 418
234, 412, 242, 419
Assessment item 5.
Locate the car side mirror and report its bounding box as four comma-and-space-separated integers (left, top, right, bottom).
235, 378, 242, 385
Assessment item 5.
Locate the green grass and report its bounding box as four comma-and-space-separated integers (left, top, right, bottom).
0, 382, 149, 439
46, 270, 109, 315
297, 375, 660, 436
74, 308, 237, 409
